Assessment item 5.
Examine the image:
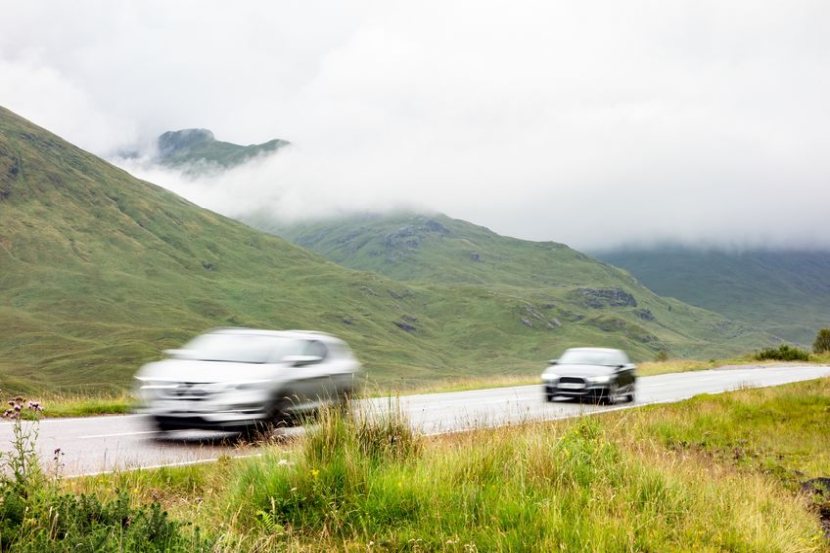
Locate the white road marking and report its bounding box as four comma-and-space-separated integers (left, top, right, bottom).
70, 452, 265, 478
79, 430, 158, 439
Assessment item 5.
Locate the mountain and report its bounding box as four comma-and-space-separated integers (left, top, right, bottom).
248, 211, 773, 356
266, 212, 632, 288
0, 109, 415, 392
594, 246, 830, 344
0, 108, 773, 394
140, 128, 288, 171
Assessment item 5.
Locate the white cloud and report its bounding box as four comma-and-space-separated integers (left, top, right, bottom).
1, 0, 828, 249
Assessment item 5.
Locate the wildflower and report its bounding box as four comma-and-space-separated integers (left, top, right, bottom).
310, 468, 320, 478
277, 459, 292, 467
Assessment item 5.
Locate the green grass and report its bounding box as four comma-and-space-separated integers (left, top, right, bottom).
55, 378, 830, 551
36, 393, 135, 418
0, 107, 777, 396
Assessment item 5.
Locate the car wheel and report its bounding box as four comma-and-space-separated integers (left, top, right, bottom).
151, 416, 175, 433
602, 384, 618, 405
243, 401, 292, 441
625, 387, 636, 403
545, 392, 555, 403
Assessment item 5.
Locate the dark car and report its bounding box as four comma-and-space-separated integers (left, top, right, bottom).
541, 347, 636, 404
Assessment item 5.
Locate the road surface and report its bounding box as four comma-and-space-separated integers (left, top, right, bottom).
1, 364, 827, 476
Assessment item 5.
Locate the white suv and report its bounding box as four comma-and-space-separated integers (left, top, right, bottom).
135, 328, 361, 433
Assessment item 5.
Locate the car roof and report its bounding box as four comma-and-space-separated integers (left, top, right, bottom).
563, 347, 625, 354
209, 327, 343, 343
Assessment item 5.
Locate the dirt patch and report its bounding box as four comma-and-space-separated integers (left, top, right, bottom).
802, 477, 830, 538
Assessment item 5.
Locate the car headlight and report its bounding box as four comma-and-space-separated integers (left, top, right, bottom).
588, 375, 612, 384
541, 372, 559, 382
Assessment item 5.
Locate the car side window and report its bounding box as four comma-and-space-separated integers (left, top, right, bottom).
303, 340, 328, 362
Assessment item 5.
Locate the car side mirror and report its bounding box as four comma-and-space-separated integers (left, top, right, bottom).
548, 359, 558, 365
282, 354, 323, 367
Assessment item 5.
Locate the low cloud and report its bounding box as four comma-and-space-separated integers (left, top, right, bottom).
2, 0, 829, 250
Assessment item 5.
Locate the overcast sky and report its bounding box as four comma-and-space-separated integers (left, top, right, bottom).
1, 0, 828, 250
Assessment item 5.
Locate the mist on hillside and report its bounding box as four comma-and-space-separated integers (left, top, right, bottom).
2, 1, 829, 251
115, 139, 830, 253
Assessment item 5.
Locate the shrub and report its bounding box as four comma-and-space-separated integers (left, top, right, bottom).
812, 328, 830, 354
754, 344, 810, 362
655, 350, 669, 362
0, 394, 212, 552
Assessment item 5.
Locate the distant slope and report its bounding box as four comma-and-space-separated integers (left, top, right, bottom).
594, 246, 830, 343
267, 212, 633, 288
0, 108, 772, 395
249, 212, 774, 360
146, 128, 288, 170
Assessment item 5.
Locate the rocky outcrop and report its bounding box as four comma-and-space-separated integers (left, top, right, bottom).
158, 129, 215, 156
394, 316, 417, 333
383, 218, 450, 251
575, 287, 638, 308
634, 308, 655, 321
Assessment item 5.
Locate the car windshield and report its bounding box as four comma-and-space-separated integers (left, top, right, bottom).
176, 333, 300, 364
558, 349, 624, 366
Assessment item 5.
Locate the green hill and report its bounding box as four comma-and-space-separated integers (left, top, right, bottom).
0, 109, 419, 392
153, 128, 288, 170
0, 108, 775, 394
594, 246, 830, 344
265, 212, 637, 288
248, 212, 774, 357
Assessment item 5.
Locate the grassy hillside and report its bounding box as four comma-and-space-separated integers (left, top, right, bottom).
0, 108, 773, 394
269, 212, 639, 288
251, 212, 774, 362
154, 128, 288, 170
0, 109, 428, 392
595, 246, 830, 344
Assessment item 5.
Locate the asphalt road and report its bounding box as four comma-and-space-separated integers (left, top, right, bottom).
1, 364, 828, 477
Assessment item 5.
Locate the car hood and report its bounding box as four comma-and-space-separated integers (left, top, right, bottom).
135, 359, 285, 384
541, 364, 616, 378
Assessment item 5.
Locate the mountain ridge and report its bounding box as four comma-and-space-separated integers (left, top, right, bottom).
594, 245, 830, 343
121, 127, 289, 171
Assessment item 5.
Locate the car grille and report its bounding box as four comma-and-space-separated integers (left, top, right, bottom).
161, 383, 214, 401
559, 377, 586, 385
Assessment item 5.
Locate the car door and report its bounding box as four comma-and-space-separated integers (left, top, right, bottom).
618, 352, 636, 390
290, 339, 336, 408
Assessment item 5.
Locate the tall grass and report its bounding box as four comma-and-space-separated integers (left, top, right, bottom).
214, 403, 825, 551
56, 379, 830, 551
